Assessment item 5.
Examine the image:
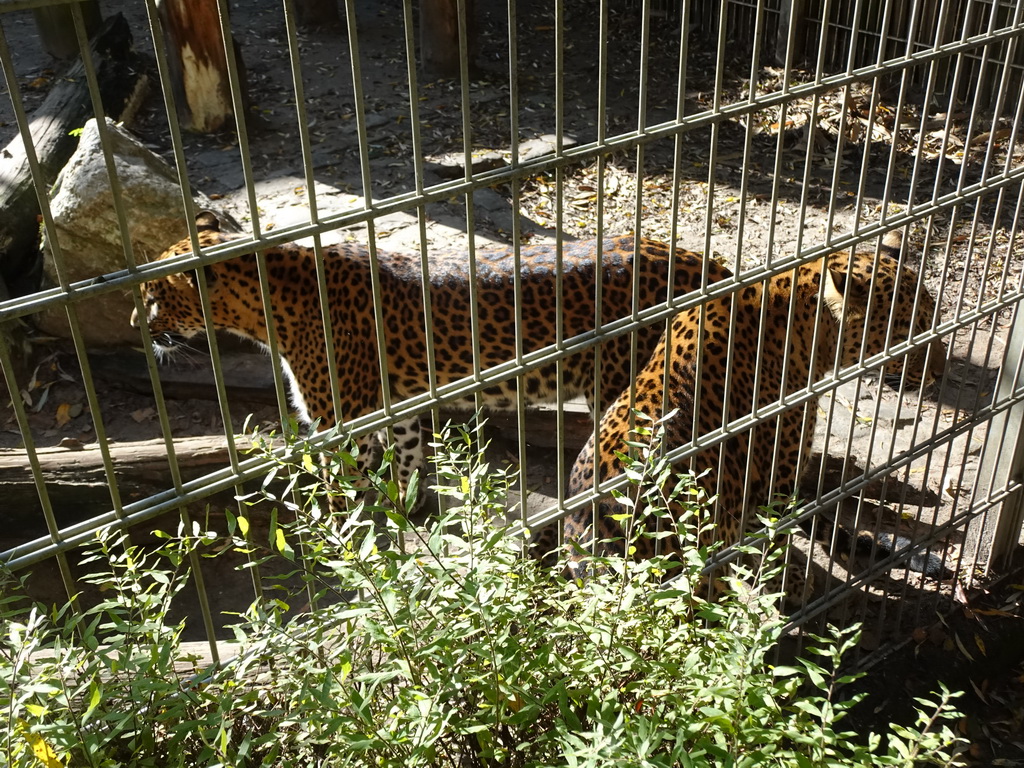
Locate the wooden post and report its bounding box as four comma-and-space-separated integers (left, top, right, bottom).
156, 0, 244, 133
420, 0, 478, 78
32, 1, 102, 60
776, 0, 806, 68
294, 0, 342, 31
974, 307, 1024, 572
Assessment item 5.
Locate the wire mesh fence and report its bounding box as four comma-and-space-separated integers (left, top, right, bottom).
0, 0, 1022, 661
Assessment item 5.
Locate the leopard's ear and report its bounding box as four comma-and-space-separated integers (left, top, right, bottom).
195, 211, 221, 233
183, 264, 217, 290
184, 213, 221, 288
822, 261, 847, 318
879, 229, 903, 259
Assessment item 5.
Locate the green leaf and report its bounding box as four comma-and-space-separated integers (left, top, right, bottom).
303, 453, 317, 474
83, 681, 102, 721
274, 527, 294, 560
23, 703, 48, 718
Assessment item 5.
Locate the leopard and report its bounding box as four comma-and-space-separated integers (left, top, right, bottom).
130, 212, 734, 508
553, 231, 946, 604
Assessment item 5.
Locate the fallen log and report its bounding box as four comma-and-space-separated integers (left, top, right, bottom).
0, 435, 243, 534
0, 407, 590, 531
0, 434, 234, 488
0, 13, 147, 298
3, 347, 593, 531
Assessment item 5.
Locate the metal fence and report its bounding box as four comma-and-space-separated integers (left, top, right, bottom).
1, 0, 1023, 660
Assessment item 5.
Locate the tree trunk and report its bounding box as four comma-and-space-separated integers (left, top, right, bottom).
420, 0, 478, 78
156, 0, 245, 133
0, 13, 144, 299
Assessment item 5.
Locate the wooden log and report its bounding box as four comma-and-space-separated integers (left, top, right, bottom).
156, 0, 246, 133
0, 408, 588, 531
0, 435, 237, 487
2, 348, 593, 530
0, 13, 144, 298
0, 435, 245, 533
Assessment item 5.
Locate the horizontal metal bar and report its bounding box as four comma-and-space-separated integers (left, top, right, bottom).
3, 143, 1020, 327
3, 24, 1023, 320
6, 216, 1017, 572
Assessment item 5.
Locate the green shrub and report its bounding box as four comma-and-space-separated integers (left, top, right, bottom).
1, 422, 965, 767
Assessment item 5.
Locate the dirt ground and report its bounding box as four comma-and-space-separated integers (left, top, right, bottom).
2, 0, 1024, 762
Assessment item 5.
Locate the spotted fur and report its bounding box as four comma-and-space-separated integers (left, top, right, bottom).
558, 233, 945, 603
130, 212, 734, 503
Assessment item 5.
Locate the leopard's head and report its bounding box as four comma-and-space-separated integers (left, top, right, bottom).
823, 232, 945, 390
129, 212, 236, 356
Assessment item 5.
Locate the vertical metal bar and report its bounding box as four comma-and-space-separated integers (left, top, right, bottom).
801, 0, 874, 615
813, 0, 866, 531
552, 0, 567, 513
731, 0, 775, 544
500, 0, 529, 535
215, 0, 261, 233
275, 5, 332, 440
878, 0, 922, 228
913, 7, 969, 583
282, 2, 345, 448
692, 0, 727, 518
765, 0, 802, 267
732, 0, 766, 269
771, 0, 835, 528
624, 0, 651, 532
457, 0, 483, 412
978, 298, 1024, 568
585, 0, 612, 554
776, 0, 803, 68
905, 0, 953, 217
661, 0, 692, 442
400, 0, 442, 515
341, 0, 398, 486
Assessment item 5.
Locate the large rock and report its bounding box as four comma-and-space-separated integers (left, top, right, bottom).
36, 118, 236, 347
